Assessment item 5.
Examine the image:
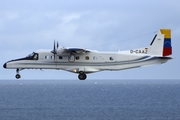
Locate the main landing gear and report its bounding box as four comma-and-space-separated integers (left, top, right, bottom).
15, 68, 21, 79
78, 71, 87, 80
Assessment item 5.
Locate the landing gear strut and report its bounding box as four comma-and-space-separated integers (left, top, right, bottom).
78, 71, 87, 80
15, 69, 21, 79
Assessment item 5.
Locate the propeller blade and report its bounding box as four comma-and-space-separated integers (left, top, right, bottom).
54, 52, 56, 60
57, 41, 59, 49
54, 40, 56, 60
51, 40, 59, 60
54, 40, 56, 53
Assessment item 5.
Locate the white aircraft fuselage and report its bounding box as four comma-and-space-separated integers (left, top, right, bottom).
3, 29, 173, 80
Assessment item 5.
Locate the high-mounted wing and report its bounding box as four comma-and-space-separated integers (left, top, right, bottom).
51, 41, 90, 55
62, 47, 90, 53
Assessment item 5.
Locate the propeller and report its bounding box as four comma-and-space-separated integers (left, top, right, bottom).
51, 40, 59, 60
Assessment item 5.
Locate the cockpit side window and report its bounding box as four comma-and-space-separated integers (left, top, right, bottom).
26, 52, 39, 60
33, 53, 38, 60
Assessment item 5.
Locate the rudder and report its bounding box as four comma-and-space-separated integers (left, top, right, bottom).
160, 29, 172, 56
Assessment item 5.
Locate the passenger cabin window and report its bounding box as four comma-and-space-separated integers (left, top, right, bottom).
110, 57, 114, 61
85, 56, 89, 60
45, 55, 50, 59
51, 56, 54, 59
59, 56, 63, 59
93, 56, 98, 60
76, 56, 79, 60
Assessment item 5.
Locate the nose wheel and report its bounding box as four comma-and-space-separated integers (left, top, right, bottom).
15, 69, 21, 79
78, 71, 87, 80
15, 74, 21, 79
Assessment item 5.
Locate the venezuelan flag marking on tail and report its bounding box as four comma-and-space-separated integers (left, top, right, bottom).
160, 29, 172, 56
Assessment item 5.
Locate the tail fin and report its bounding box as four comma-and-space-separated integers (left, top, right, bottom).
148, 29, 172, 56
161, 29, 172, 56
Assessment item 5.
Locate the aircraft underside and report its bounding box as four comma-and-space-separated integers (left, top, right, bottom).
6, 57, 169, 80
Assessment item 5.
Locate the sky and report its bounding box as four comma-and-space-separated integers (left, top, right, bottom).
0, 0, 180, 80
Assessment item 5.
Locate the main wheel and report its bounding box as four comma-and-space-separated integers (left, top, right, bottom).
78, 73, 87, 80
15, 74, 21, 79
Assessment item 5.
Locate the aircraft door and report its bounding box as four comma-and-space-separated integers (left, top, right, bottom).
68, 54, 75, 62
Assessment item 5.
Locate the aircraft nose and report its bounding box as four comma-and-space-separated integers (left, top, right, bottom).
3, 63, 7, 68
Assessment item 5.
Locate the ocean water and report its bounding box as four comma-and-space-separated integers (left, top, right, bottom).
0, 80, 179, 120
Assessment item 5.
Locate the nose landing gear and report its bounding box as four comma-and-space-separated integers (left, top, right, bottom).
15, 74, 21, 79
15, 69, 22, 79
